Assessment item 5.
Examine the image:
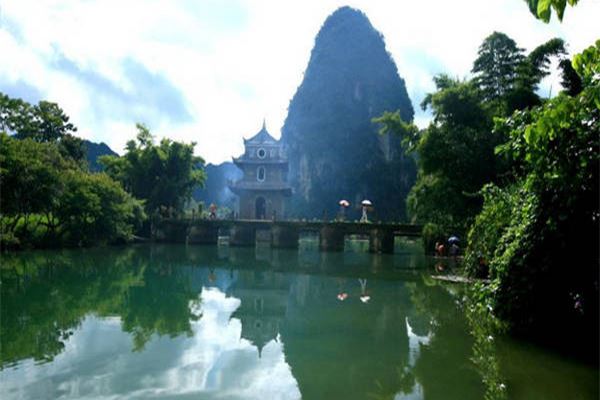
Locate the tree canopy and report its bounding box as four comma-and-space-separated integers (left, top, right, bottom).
0, 94, 149, 249
100, 123, 206, 217
376, 31, 571, 252
472, 32, 566, 114
465, 40, 599, 355
0, 132, 145, 248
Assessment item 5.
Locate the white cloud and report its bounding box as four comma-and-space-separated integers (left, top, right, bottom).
0, 0, 598, 163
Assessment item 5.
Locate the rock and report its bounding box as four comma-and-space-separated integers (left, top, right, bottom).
281, 6, 416, 220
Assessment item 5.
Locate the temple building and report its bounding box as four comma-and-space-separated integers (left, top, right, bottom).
228, 270, 289, 357
229, 122, 292, 219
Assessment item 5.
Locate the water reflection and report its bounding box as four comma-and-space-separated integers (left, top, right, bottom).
1, 285, 300, 399
1, 244, 597, 399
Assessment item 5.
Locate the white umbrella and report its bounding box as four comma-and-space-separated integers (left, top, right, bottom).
339, 199, 350, 207
448, 235, 460, 244
361, 199, 372, 206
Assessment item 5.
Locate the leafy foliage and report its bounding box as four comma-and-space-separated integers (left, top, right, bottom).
472, 32, 566, 114
465, 41, 599, 356
100, 123, 206, 218
472, 32, 525, 104
0, 133, 144, 248
377, 32, 570, 251
0, 94, 77, 142
57, 170, 145, 246
0, 93, 86, 166
0, 94, 148, 249
523, 0, 579, 22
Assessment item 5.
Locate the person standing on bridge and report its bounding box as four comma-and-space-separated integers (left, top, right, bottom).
338, 199, 350, 221
209, 203, 217, 220
360, 200, 372, 223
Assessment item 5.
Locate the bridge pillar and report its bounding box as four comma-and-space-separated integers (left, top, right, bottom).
229, 225, 256, 247
319, 225, 345, 252
369, 228, 395, 254
155, 220, 188, 243
271, 225, 299, 249
187, 224, 219, 245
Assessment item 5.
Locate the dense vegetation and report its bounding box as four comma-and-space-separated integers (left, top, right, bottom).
282, 6, 416, 221
99, 123, 205, 229
0, 95, 205, 249
377, 23, 597, 357
378, 32, 568, 249
464, 41, 599, 359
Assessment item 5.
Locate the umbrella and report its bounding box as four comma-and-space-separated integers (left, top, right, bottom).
339, 199, 350, 207
361, 199, 372, 207
448, 235, 460, 244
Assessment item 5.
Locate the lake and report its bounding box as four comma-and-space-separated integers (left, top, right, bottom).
1, 242, 597, 399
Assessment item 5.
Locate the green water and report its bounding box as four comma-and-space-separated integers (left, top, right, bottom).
0, 243, 597, 399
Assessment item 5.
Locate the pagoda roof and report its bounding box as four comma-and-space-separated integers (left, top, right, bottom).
244, 121, 278, 145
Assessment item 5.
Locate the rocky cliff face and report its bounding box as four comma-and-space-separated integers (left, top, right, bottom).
281, 6, 416, 220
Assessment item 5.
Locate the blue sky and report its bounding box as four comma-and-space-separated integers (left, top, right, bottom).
1, 0, 598, 163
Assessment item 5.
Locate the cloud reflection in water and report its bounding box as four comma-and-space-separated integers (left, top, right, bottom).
0, 287, 301, 400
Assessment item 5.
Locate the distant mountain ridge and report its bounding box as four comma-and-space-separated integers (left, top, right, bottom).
192, 162, 242, 211
281, 6, 416, 220
84, 140, 117, 172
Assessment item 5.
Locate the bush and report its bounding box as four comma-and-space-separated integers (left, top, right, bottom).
58, 170, 145, 246
464, 42, 599, 357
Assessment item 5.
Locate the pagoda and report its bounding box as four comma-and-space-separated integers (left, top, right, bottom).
229, 121, 292, 220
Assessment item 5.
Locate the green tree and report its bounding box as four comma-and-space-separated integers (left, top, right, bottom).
31, 100, 78, 142
0, 94, 38, 137
0, 93, 85, 165
472, 33, 566, 114
56, 170, 145, 246
1, 132, 145, 248
100, 123, 206, 218
472, 32, 525, 105
0, 95, 78, 143
465, 41, 599, 356
0, 133, 68, 240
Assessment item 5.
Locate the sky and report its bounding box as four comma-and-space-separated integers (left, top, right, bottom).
1, 0, 598, 164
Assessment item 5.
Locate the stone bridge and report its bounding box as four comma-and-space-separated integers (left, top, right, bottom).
156, 219, 422, 254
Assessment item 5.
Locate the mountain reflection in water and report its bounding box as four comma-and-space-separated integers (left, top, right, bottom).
0, 244, 597, 399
